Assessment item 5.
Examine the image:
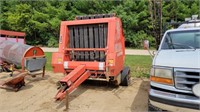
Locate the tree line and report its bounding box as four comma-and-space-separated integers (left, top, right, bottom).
0, 0, 199, 48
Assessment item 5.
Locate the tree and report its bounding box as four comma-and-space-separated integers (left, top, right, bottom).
0, 0, 199, 48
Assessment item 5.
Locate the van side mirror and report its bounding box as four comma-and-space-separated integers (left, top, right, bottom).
143, 40, 154, 59
143, 40, 149, 50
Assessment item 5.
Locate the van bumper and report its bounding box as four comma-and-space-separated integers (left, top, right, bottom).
149, 99, 200, 112
149, 87, 200, 112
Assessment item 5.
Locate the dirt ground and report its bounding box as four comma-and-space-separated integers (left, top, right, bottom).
0, 71, 149, 112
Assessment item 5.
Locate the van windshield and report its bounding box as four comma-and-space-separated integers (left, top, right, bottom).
161, 30, 200, 49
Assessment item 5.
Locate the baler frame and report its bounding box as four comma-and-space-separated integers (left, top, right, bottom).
52, 14, 130, 109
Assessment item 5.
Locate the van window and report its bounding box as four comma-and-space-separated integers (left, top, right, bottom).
161, 30, 200, 49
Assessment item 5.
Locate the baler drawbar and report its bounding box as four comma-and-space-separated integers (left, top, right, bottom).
55, 65, 89, 100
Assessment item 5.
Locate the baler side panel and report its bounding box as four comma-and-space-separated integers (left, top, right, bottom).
105, 20, 116, 76
52, 23, 71, 73
58, 23, 69, 53
106, 18, 125, 76
52, 52, 67, 73
113, 19, 125, 75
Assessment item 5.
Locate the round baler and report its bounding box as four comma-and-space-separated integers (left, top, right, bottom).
52, 14, 131, 103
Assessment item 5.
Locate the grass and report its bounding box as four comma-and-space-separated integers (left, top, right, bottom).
44, 52, 152, 78
125, 55, 152, 78
45, 52, 52, 71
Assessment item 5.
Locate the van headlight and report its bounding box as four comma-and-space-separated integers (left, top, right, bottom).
150, 67, 174, 85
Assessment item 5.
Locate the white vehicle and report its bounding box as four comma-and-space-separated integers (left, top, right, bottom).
147, 17, 200, 111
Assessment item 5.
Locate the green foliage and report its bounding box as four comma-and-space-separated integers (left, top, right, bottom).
47, 35, 58, 47
126, 31, 155, 48
0, 0, 199, 48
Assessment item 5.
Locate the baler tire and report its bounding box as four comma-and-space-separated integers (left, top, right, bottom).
120, 66, 130, 86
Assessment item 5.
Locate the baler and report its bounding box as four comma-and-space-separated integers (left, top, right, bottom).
52, 14, 130, 102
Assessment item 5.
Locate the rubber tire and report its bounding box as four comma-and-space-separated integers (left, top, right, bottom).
148, 103, 156, 112
121, 66, 130, 86
148, 101, 165, 112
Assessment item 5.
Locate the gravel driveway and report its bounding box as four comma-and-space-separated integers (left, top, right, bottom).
0, 71, 149, 112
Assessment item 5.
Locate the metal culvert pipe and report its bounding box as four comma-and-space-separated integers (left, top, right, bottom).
0, 40, 46, 72
0, 40, 31, 65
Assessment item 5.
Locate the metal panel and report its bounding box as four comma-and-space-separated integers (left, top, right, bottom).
79, 25, 84, 61
89, 25, 94, 61
103, 24, 108, 47
63, 61, 105, 70
99, 24, 104, 61
69, 26, 74, 60
94, 25, 100, 61
25, 58, 46, 72
0, 40, 31, 65
74, 27, 80, 60
69, 26, 74, 48
83, 25, 89, 61
68, 23, 108, 62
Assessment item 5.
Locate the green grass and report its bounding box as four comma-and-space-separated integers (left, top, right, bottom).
45, 52, 52, 71
45, 52, 152, 78
125, 55, 152, 78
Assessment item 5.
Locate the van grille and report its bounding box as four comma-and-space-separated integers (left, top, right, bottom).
175, 70, 200, 91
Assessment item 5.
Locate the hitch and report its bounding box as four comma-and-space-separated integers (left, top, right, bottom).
55, 65, 87, 100
55, 65, 90, 109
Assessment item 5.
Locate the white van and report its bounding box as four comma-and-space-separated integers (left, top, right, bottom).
148, 19, 200, 111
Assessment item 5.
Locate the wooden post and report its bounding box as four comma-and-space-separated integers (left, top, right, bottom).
65, 91, 69, 111
42, 66, 45, 78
